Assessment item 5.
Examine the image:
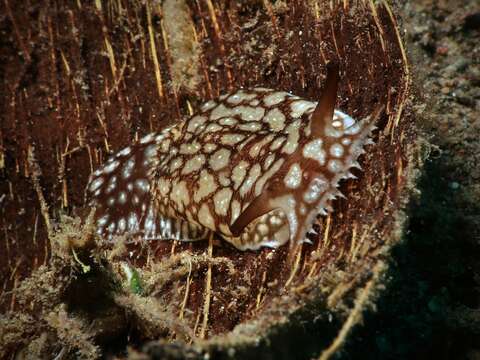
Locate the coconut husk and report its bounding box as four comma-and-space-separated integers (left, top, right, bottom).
0, 1, 422, 359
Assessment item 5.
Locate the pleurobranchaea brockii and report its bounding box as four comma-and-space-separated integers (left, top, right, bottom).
85, 65, 382, 250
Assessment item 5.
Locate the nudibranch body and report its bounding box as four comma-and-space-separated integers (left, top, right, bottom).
86, 67, 379, 250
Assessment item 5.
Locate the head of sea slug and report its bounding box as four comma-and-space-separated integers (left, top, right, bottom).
229, 64, 384, 250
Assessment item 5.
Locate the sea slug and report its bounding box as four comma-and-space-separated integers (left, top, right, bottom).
86, 65, 381, 250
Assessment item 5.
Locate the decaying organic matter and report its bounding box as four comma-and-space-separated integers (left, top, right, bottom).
0, 0, 420, 359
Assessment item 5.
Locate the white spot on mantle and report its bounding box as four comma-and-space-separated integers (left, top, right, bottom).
284, 163, 302, 189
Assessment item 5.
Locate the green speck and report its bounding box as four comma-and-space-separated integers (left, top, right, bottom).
129, 268, 143, 295
121, 262, 143, 295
